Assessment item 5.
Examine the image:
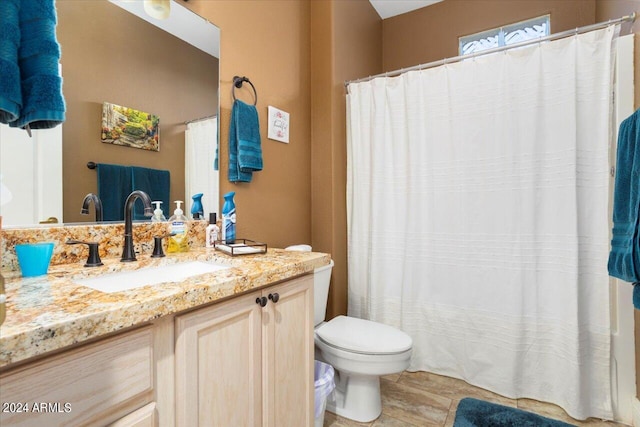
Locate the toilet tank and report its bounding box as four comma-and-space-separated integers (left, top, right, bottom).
285, 245, 333, 327
313, 260, 334, 326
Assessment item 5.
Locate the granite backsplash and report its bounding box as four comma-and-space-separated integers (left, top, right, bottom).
1, 220, 207, 272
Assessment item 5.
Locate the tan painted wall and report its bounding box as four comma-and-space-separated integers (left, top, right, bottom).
595, 0, 640, 401
311, 0, 382, 318
183, 1, 312, 249
57, 1, 218, 223
383, 0, 596, 71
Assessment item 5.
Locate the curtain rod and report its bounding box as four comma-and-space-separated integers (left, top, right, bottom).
345, 12, 636, 88
184, 114, 217, 125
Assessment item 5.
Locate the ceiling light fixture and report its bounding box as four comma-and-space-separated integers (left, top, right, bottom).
144, 0, 170, 20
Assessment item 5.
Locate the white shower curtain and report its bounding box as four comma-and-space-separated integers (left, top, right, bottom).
185, 117, 219, 216
347, 27, 617, 420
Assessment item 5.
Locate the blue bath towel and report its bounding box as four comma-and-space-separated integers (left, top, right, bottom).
10, 0, 65, 130
97, 164, 132, 222
131, 166, 170, 220
608, 109, 640, 308
0, 0, 22, 124
228, 99, 262, 182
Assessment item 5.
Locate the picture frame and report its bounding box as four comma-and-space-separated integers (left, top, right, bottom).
101, 102, 160, 151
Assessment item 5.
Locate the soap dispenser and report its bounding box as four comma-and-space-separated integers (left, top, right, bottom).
167, 201, 189, 253
151, 201, 167, 222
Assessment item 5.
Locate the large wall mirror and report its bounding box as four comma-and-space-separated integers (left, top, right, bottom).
0, 0, 219, 227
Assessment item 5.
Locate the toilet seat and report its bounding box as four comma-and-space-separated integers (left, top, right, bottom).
315, 315, 412, 355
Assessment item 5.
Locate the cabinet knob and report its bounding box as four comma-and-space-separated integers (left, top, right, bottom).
268, 293, 280, 303
256, 296, 268, 307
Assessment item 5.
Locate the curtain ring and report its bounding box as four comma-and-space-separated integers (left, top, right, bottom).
232, 76, 258, 106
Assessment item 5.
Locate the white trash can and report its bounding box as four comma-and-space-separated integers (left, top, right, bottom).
314, 360, 335, 427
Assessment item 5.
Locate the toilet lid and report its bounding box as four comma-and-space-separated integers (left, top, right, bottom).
316, 316, 412, 355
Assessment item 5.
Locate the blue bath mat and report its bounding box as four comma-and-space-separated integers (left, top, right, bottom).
454, 397, 576, 427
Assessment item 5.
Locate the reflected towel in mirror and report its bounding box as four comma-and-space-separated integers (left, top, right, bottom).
97, 164, 132, 221
132, 166, 170, 220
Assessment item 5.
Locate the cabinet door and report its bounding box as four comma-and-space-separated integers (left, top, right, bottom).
175, 291, 263, 427
263, 275, 314, 427
108, 402, 157, 427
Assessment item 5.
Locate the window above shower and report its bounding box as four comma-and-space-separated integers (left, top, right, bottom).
459, 15, 550, 56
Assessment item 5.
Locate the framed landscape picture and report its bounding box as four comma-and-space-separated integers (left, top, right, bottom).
101, 102, 160, 151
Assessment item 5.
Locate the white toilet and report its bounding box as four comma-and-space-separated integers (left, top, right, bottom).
312, 260, 413, 422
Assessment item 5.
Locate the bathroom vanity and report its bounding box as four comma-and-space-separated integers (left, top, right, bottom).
0, 246, 328, 427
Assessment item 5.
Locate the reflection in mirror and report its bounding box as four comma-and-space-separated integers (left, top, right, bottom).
0, 0, 219, 227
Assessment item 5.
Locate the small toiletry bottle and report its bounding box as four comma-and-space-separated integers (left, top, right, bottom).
151, 201, 167, 222
221, 191, 236, 244
191, 193, 204, 220
206, 213, 220, 248
167, 201, 189, 253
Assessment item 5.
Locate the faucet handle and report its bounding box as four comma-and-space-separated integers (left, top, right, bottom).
151, 234, 172, 258
66, 240, 104, 267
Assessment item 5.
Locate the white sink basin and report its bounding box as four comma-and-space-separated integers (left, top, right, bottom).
76, 261, 230, 293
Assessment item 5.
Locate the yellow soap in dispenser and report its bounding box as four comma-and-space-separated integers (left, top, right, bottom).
167, 201, 189, 253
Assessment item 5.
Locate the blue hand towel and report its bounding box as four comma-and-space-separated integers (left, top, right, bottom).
97, 164, 132, 222
236, 100, 263, 173
608, 109, 640, 308
228, 99, 261, 182
131, 166, 170, 220
10, 0, 65, 130
0, 0, 22, 124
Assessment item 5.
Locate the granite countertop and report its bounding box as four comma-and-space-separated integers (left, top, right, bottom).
0, 248, 331, 368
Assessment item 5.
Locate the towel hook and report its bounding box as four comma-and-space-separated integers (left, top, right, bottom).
232, 76, 257, 106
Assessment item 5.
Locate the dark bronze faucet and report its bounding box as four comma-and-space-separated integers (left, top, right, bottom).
121, 190, 153, 262
81, 193, 103, 222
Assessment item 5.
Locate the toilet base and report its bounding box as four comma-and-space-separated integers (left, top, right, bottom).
325, 370, 382, 423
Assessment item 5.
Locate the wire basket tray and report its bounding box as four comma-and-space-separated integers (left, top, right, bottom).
213, 239, 267, 256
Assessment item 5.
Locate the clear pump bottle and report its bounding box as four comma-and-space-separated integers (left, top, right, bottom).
151, 201, 167, 222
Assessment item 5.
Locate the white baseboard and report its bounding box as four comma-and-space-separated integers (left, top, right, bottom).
633, 397, 640, 427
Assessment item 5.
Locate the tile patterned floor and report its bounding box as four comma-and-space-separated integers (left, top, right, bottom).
323, 371, 630, 427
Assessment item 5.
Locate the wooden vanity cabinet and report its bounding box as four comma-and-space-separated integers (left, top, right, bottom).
0, 273, 315, 427
0, 326, 155, 427
174, 274, 314, 427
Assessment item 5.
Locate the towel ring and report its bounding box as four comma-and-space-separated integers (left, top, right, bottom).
232, 76, 257, 106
